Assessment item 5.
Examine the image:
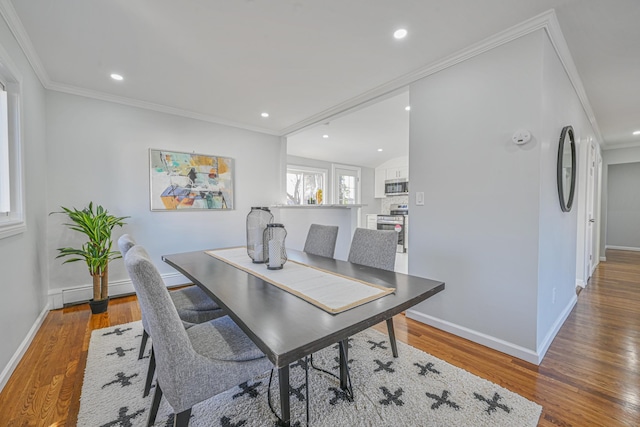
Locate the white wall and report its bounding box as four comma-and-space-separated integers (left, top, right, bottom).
537, 34, 598, 349
600, 146, 640, 257
407, 31, 544, 355
0, 20, 48, 386
606, 162, 640, 249
45, 92, 282, 300
406, 29, 595, 363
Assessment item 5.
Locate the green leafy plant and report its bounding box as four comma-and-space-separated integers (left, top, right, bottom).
52, 202, 128, 302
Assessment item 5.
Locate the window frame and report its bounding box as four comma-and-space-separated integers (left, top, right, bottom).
0, 43, 26, 240
331, 163, 361, 205
286, 165, 328, 205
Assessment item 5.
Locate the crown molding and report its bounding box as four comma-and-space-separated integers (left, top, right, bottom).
0, 3, 604, 143
283, 9, 605, 146
0, 0, 50, 87
543, 11, 604, 144
601, 140, 640, 151
46, 81, 281, 136
0, 0, 279, 136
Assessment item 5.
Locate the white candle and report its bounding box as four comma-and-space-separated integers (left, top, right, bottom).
268, 240, 282, 268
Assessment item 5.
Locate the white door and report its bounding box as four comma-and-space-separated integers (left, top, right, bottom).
333, 165, 361, 205
584, 142, 598, 282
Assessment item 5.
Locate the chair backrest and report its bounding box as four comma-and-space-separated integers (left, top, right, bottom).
303, 224, 339, 258
124, 245, 200, 411
118, 234, 153, 334
348, 228, 397, 271
117, 234, 136, 257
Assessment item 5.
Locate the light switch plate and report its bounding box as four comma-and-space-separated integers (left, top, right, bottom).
416, 192, 424, 206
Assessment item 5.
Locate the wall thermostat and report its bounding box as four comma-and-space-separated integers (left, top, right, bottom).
512, 129, 531, 145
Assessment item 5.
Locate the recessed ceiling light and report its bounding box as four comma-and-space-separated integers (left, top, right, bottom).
633, 130, 640, 135
261, 112, 269, 118
110, 73, 123, 81
405, 105, 411, 111
394, 29, 407, 39
322, 134, 329, 139
378, 148, 383, 152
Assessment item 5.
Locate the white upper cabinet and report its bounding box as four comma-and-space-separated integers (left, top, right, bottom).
374, 156, 409, 198
385, 166, 408, 180
374, 167, 386, 198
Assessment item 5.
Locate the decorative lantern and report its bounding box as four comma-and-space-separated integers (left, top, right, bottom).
263, 223, 287, 270
246, 207, 273, 263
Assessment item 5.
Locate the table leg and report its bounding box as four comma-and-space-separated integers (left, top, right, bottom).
339, 339, 349, 390
386, 317, 399, 358
278, 365, 291, 426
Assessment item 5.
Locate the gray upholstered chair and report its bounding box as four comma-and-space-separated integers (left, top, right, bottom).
124, 245, 273, 427
118, 233, 223, 329
347, 228, 399, 357
303, 224, 339, 258
117, 234, 225, 398
348, 228, 397, 272
118, 234, 153, 359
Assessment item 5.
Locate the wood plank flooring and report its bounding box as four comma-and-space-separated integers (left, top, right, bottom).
1, 249, 639, 426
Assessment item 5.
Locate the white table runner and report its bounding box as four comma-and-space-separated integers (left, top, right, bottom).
205, 247, 394, 314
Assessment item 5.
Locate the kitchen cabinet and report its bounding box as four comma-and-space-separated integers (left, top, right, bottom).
374, 156, 409, 198
374, 168, 386, 198
386, 166, 408, 180
366, 214, 378, 230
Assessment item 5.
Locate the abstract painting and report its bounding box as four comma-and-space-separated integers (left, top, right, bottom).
149, 149, 234, 211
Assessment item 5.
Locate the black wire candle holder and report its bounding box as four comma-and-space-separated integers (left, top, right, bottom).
246, 207, 273, 263
263, 223, 287, 270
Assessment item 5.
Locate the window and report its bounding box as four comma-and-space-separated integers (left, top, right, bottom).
332, 164, 361, 204
0, 47, 25, 239
286, 166, 327, 205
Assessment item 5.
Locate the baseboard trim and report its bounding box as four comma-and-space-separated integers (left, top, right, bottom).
605, 245, 640, 252
590, 260, 599, 276
48, 272, 190, 309
406, 296, 576, 366
600, 256, 606, 262
536, 295, 577, 362
405, 310, 540, 365
576, 279, 586, 288
0, 303, 50, 393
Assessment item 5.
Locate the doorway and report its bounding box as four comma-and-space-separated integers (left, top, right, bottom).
332, 164, 361, 205
583, 141, 601, 284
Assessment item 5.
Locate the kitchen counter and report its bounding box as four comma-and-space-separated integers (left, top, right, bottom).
271, 204, 364, 260
271, 204, 366, 209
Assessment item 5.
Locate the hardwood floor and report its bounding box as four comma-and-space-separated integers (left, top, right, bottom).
1, 250, 639, 426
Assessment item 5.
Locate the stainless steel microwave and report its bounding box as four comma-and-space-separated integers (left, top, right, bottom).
384, 179, 408, 195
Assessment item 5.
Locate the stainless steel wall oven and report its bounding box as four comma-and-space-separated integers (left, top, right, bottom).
377, 204, 408, 253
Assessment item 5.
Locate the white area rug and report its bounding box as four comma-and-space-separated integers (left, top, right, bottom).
78, 321, 542, 426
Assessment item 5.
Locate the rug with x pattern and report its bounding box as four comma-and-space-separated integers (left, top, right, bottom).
78, 321, 542, 426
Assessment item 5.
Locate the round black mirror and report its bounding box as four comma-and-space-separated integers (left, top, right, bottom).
557, 125, 576, 212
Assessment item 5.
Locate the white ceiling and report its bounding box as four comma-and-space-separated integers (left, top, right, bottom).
288, 91, 409, 168
4, 0, 640, 167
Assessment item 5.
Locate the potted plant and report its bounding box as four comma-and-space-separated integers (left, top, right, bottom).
52, 202, 128, 314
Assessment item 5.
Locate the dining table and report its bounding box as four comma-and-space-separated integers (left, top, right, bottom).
162, 247, 445, 426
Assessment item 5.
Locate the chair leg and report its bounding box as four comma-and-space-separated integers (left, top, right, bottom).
143, 347, 155, 398
139, 329, 149, 360
386, 317, 398, 358
147, 382, 163, 427
174, 408, 192, 427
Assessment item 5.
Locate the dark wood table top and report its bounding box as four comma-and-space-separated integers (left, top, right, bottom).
162, 249, 445, 368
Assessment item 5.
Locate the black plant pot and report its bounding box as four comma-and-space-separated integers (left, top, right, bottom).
89, 298, 109, 314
